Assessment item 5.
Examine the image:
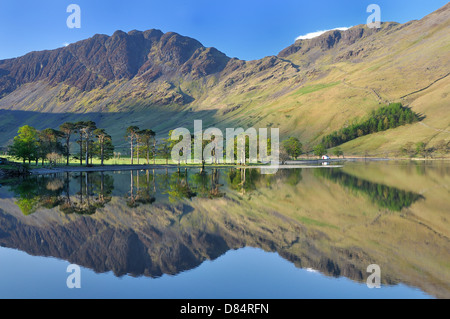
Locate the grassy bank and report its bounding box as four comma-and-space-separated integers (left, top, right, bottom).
3, 153, 449, 170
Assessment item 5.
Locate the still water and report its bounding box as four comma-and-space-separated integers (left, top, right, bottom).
0, 161, 448, 299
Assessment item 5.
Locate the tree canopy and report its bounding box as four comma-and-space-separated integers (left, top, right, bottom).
322, 103, 420, 148
282, 137, 303, 159
9, 125, 39, 164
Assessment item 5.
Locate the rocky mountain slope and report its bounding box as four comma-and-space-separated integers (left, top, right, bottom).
0, 3, 449, 154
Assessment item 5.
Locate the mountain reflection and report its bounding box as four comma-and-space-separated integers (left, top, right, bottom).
0, 162, 449, 298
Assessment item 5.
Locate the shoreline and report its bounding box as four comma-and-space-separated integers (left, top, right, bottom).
29, 163, 246, 175
29, 164, 185, 175
25, 157, 450, 175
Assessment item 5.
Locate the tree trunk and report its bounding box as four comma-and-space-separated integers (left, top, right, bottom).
66, 136, 70, 166
153, 140, 156, 165
137, 144, 140, 165
79, 136, 83, 166
85, 137, 89, 166
100, 142, 104, 166
130, 138, 134, 165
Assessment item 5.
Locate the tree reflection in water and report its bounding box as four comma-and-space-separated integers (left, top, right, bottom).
6, 168, 304, 215
61, 172, 114, 215
314, 168, 424, 211
7, 166, 422, 215
6, 172, 114, 215
127, 170, 156, 207
7, 175, 65, 215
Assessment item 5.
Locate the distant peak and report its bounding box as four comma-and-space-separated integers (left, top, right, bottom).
112, 30, 127, 37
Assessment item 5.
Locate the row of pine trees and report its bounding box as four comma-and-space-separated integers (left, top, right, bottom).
8, 121, 114, 166
8, 121, 188, 167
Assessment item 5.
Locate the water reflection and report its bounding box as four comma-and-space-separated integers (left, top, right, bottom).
0, 161, 449, 298
5, 172, 115, 215
65, 172, 115, 215
5, 168, 237, 214
6, 174, 66, 215
314, 168, 424, 211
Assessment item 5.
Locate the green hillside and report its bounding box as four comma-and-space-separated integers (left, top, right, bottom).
0, 4, 449, 156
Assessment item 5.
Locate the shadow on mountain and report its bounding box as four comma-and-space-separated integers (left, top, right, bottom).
0, 108, 220, 149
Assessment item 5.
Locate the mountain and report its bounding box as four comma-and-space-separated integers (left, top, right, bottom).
0, 29, 230, 105
0, 3, 449, 155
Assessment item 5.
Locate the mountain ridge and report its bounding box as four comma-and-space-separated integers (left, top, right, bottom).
0, 28, 231, 95
0, 3, 449, 155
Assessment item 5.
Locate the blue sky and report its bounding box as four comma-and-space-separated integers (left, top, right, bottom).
0, 0, 448, 61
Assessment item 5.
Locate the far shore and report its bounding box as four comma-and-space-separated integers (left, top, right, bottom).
23, 156, 450, 175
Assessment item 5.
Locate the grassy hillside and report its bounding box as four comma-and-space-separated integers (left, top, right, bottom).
0, 4, 449, 155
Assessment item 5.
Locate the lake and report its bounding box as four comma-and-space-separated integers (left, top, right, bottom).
0, 160, 448, 299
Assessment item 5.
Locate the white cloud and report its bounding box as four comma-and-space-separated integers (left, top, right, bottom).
62, 42, 70, 47
306, 268, 319, 273
295, 27, 351, 41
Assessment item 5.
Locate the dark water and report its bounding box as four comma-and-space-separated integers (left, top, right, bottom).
0, 161, 449, 298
